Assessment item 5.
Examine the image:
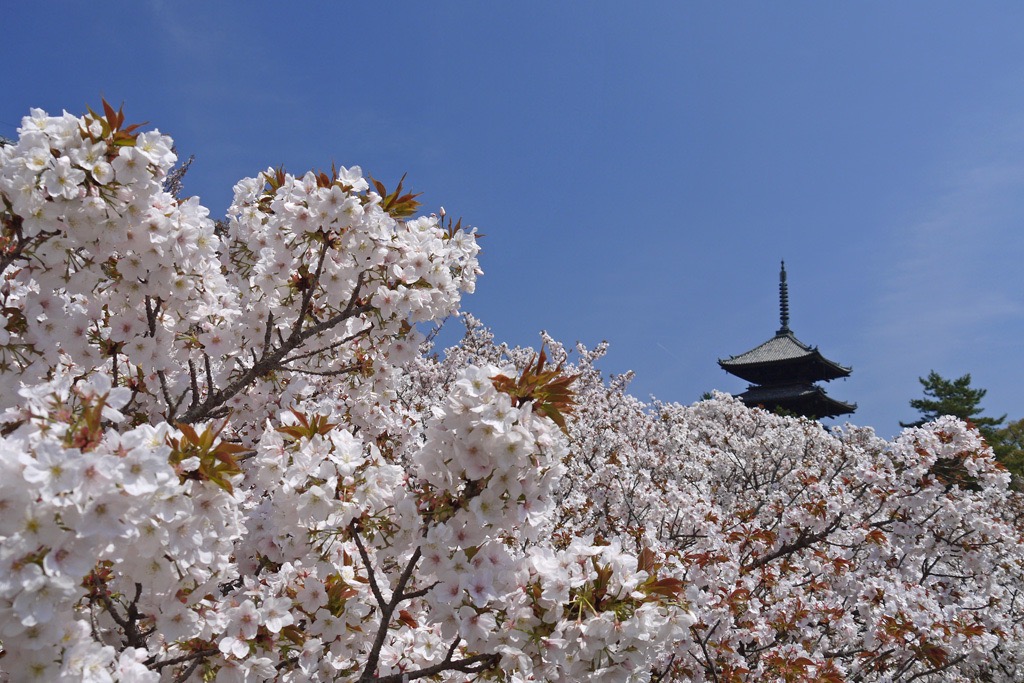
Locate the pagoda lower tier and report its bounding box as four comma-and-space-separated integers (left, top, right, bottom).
737, 381, 856, 419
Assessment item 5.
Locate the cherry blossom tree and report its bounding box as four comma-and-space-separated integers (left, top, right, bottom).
0, 103, 692, 682
412, 320, 1024, 681
0, 103, 1022, 683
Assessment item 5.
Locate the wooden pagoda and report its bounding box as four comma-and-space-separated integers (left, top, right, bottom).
718, 262, 855, 419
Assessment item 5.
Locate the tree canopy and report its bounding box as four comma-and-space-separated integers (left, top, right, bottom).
902, 371, 1024, 480
901, 370, 1005, 434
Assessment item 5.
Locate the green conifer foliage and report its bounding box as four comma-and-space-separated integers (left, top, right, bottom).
902, 371, 1023, 481
901, 371, 1005, 434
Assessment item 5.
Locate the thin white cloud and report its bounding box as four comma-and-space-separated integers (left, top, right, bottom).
872, 145, 1024, 365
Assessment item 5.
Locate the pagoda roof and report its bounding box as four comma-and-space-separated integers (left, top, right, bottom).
738, 382, 856, 419
718, 261, 852, 385
719, 331, 851, 384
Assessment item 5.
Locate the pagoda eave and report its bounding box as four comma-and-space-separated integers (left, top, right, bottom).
719, 354, 851, 385
738, 383, 856, 419
718, 331, 850, 385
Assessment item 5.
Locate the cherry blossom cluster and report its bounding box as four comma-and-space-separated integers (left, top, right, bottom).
411, 319, 1024, 681
0, 104, 481, 436
406, 365, 693, 679
215, 166, 480, 434
0, 105, 230, 417
0, 374, 243, 681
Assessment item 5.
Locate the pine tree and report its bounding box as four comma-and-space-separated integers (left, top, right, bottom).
990, 417, 1024, 485
901, 371, 1005, 441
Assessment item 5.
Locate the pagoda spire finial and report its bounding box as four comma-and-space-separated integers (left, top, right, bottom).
778, 260, 790, 334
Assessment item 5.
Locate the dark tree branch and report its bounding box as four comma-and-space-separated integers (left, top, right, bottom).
349, 522, 386, 609
650, 653, 677, 683
905, 654, 968, 682
97, 582, 149, 650
742, 514, 844, 573
694, 620, 721, 683
176, 270, 371, 424
350, 519, 432, 683
279, 325, 370, 366
173, 652, 212, 683
290, 240, 330, 339
152, 647, 220, 671
373, 650, 500, 682
262, 311, 274, 357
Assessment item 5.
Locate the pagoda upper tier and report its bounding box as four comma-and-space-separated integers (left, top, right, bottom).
718, 330, 851, 385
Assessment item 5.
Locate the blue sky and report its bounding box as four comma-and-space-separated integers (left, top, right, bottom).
4, 3, 1023, 438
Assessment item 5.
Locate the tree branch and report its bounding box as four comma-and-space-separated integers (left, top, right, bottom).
176, 270, 371, 424
741, 514, 843, 573
152, 647, 220, 671
351, 519, 427, 683
373, 650, 500, 682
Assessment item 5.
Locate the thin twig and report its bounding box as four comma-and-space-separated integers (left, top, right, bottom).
349, 522, 386, 608
152, 647, 220, 670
